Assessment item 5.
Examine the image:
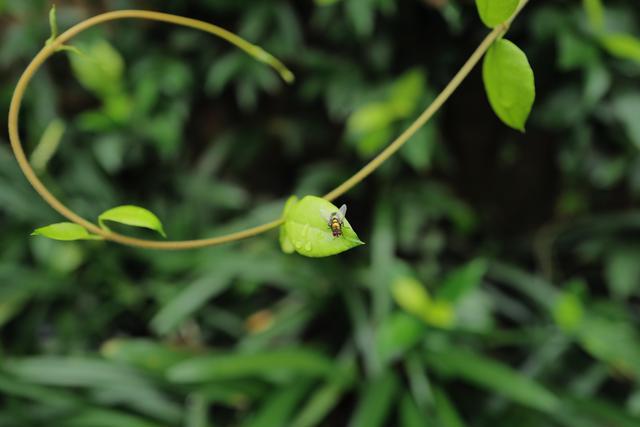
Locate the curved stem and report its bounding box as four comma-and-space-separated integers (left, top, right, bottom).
9, 4, 528, 250
9, 10, 290, 250
324, 0, 530, 201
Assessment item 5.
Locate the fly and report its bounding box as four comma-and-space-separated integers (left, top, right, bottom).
321, 204, 347, 238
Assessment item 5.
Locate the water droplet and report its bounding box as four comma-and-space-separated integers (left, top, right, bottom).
304, 242, 312, 251
295, 241, 303, 249
302, 224, 309, 237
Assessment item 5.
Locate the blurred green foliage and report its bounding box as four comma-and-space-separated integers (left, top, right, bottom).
2, 0, 640, 426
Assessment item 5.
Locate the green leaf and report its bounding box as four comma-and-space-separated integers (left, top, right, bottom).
475, 0, 519, 28
376, 312, 425, 363
569, 396, 640, 427
612, 93, 640, 149
30, 118, 65, 173
347, 102, 395, 137
426, 347, 560, 413
605, 248, 640, 300
168, 349, 335, 383
438, 258, 488, 302
577, 314, 640, 377
583, 0, 604, 32
279, 195, 299, 254
349, 372, 399, 427
4, 357, 147, 388
392, 276, 432, 317
392, 276, 455, 328
282, 196, 364, 257
552, 290, 585, 333
151, 275, 233, 335
101, 339, 192, 374
69, 39, 125, 98
433, 387, 467, 427
290, 381, 348, 427
64, 408, 165, 427
31, 222, 102, 241
99, 205, 166, 237
243, 382, 311, 427
482, 39, 536, 131
45, 5, 58, 46
399, 394, 425, 427
388, 70, 426, 117
600, 34, 640, 63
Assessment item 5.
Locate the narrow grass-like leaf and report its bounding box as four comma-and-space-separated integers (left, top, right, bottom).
99, 205, 166, 237
31, 222, 102, 241
151, 275, 233, 335
349, 372, 399, 427
291, 381, 348, 427
475, 0, 519, 28
426, 348, 559, 413
283, 195, 364, 257
243, 381, 311, 427
483, 39, 535, 131
168, 349, 335, 383
63, 408, 164, 427
4, 357, 152, 388
101, 339, 193, 374
400, 393, 426, 427
433, 387, 467, 427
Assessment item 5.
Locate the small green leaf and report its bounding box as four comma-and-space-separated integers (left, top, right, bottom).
583, 0, 604, 32
475, 0, 519, 28
282, 196, 364, 258
98, 205, 166, 237
30, 119, 66, 173
45, 5, 58, 45
553, 291, 584, 333
392, 276, 455, 328
69, 39, 125, 98
600, 33, 640, 64
389, 70, 426, 116
483, 38, 536, 131
392, 277, 432, 318
279, 196, 299, 254
31, 222, 102, 241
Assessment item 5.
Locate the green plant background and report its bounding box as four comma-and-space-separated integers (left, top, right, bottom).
2, 0, 640, 426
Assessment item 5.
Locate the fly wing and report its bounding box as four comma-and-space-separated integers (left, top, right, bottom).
337, 204, 347, 221
319, 208, 332, 222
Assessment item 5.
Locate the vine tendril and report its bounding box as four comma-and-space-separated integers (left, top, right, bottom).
8, 4, 528, 250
